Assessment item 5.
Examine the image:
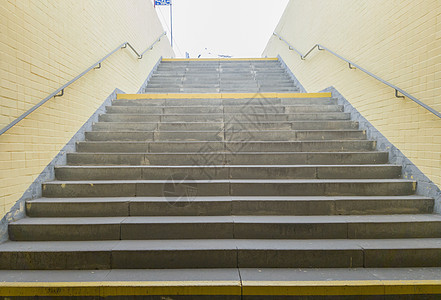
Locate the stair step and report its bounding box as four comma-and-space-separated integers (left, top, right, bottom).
4, 58, 436, 281
105, 105, 344, 114
144, 88, 300, 93
55, 165, 402, 180
9, 215, 441, 242
92, 121, 360, 131
112, 98, 338, 106
25, 196, 435, 217
41, 179, 415, 198
76, 140, 375, 153
84, 130, 366, 142
1, 239, 441, 269
98, 112, 351, 122
66, 151, 389, 166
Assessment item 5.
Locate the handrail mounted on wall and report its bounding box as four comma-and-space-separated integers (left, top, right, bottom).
0, 31, 167, 136
273, 32, 441, 119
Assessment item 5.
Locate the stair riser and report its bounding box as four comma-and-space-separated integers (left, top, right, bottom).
155, 68, 287, 71
151, 73, 291, 77
233, 198, 434, 217
112, 99, 338, 106
76, 141, 375, 153
151, 73, 290, 78
66, 152, 388, 166
55, 166, 402, 181
145, 89, 300, 93
98, 113, 351, 122
153, 70, 288, 74
144, 85, 296, 91
84, 131, 366, 142
158, 66, 282, 70
10, 220, 441, 241
26, 198, 434, 218
157, 79, 295, 84
92, 121, 360, 131
147, 79, 295, 85
145, 85, 297, 90
2, 248, 439, 269
105, 106, 344, 114
42, 181, 415, 198
146, 80, 292, 86
146, 80, 295, 85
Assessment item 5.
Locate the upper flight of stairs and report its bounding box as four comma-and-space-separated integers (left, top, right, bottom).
144, 59, 300, 93
1, 58, 441, 299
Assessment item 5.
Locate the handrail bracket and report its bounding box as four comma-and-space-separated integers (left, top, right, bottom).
272, 31, 441, 120
54, 89, 64, 98
395, 89, 405, 99
0, 31, 167, 136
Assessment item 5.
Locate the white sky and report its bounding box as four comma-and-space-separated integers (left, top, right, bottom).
152, 0, 289, 58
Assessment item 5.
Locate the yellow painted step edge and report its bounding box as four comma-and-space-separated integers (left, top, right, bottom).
1, 280, 441, 297
243, 280, 441, 296
0, 281, 240, 297
162, 58, 278, 61
116, 92, 332, 100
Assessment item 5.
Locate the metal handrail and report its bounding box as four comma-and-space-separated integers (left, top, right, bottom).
0, 31, 167, 136
273, 32, 441, 119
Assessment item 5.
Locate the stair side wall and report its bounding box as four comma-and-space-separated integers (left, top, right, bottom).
263, 0, 441, 191
323, 86, 441, 213
0, 88, 120, 242
0, 1, 174, 219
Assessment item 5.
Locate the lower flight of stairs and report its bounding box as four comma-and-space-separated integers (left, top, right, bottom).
1, 59, 441, 299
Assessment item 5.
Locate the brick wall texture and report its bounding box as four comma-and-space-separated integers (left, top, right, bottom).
263, 0, 441, 188
0, 0, 174, 217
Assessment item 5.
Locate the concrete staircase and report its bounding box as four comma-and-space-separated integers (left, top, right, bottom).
1, 58, 441, 298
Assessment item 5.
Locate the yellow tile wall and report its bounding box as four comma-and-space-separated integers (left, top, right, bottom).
0, 0, 174, 217
263, 0, 441, 188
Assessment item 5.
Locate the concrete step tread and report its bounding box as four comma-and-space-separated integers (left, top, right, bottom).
11, 214, 441, 226
86, 130, 365, 133
112, 99, 337, 105
45, 179, 416, 184
113, 97, 337, 102
43, 176, 412, 197
100, 113, 349, 116
27, 195, 434, 204
0, 268, 241, 283
106, 105, 341, 110
44, 179, 414, 184
56, 164, 398, 169
1, 267, 441, 283
24, 196, 435, 217
77, 140, 371, 144
96, 121, 355, 125
2, 238, 441, 252
115, 97, 334, 100
66, 151, 389, 166
107, 104, 337, 107
75, 141, 376, 153
145, 83, 296, 86
68, 150, 385, 154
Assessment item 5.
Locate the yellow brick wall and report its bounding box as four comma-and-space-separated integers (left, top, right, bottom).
263, 0, 441, 188
0, 0, 174, 217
